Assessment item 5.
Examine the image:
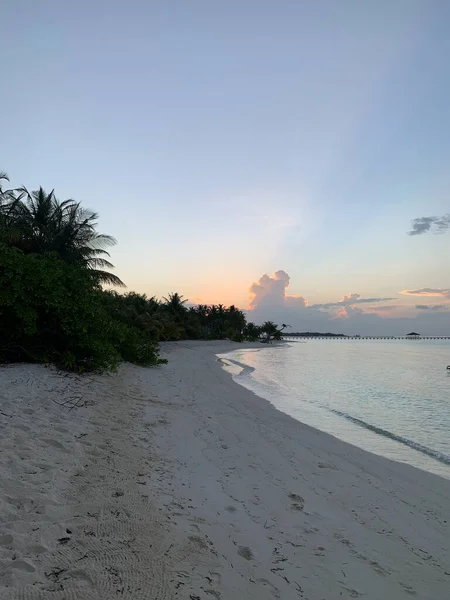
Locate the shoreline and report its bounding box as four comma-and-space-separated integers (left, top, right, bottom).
1, 340, 449, 599
219, 343, 450, 479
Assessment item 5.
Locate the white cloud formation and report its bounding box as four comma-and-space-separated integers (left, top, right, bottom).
246, 271, 450, 335
249, 270, 307, 310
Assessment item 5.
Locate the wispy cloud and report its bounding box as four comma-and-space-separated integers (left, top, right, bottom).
309, 293, 395, 310
401, 288, 450, 298
365, 305, 398, 312
408, 215, 450, 236
416, 304, 448, 310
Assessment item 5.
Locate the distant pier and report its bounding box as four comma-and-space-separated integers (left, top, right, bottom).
282, 336, 450, 341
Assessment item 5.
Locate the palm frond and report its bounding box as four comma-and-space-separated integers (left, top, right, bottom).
91, 270, 126, 287
88, 233, 117, 249
2, 181, 124, 287
87, 257, 117, 270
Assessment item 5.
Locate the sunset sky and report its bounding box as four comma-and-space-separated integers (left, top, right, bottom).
2, 1, 450, 333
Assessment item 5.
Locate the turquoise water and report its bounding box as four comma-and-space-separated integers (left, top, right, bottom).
218, 340, 450, 479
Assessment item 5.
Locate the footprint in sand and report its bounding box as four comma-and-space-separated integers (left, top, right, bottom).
340, 586, 362, 598
400, 582, 418, 596
288, 492, 305, 511
13, 424, 31, 433
257, 578, 280, 598
26, 544, 48, 555
188, 535, 209, 551
41, 438, 66, 451
237, 546, 254, 560
0, 534, 14, 547
10, 559, 35, 573
208, 571, 222, 584
66, 569, 95, 589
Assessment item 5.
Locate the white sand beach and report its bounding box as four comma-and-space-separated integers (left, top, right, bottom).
1, 341, 449, 600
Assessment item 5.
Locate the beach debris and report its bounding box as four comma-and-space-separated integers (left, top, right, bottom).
112, 489, 124, 497
105, 565, 122, 584
57, 537, 71, 545
318, 462, 338, 470
164, 543, 174, 556
51, 394, 90, 412
83, 529, 96, 536
45, 567, 67, 583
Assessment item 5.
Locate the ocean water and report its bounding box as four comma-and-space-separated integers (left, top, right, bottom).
218, 340, 450, 479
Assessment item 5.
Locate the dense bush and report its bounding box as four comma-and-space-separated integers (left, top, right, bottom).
0, 245, 164, 371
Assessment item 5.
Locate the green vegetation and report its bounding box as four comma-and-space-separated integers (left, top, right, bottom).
0, 171, 285, 372
101, 292, 250, 342
259, 321, 289, 342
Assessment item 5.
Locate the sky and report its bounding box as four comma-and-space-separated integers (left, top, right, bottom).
2, 0, 450, 334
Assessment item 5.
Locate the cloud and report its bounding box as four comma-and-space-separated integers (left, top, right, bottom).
309, 294, 395, 310
249, 270, 307, 310
416, 304, 448, 310
334, 304, 365, 319
249, 272, 394, 315
246, 270, 450, 335
408, 215, 450, 236
401, 288, 450, 298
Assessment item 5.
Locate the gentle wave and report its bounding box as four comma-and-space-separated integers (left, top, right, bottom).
331, 409, 450, 466
218, 357, 256, 375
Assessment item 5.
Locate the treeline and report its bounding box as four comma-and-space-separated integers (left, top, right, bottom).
289, 332, 346, 337
103, 291, 284, 343
0, 172, 284, 372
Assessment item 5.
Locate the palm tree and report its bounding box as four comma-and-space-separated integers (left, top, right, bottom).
3, 184, 124, 286
0, 172, 11, 203
243, 322, 262, 341
0, 171, 18, 226
0, 172, 31, 246
163, 293, 188, 317
192, 304, 209, 337
261, 320, 287, 342
0, 172, 10, 236
227, 305, 246, 335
